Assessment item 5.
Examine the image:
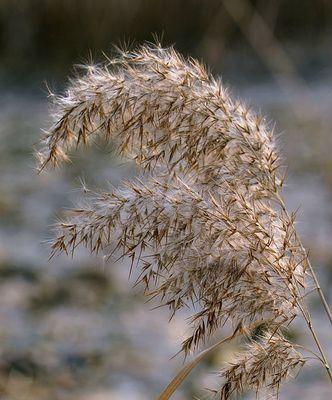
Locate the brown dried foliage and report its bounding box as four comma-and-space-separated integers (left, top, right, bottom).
37, 45, 320, 398
219, 333, 305, 399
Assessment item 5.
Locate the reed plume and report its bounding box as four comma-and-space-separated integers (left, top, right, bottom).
37, 44, 332, 399
219, 333, 305, 399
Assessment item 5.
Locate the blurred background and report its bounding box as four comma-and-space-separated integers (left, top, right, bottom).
0, 1, 331, 399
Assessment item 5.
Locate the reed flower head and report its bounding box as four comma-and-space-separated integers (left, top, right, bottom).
37, 44, 313, 398
219, 333, 305, 399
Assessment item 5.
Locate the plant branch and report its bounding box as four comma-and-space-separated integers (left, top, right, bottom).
157, 322, 262, 400
295, 299, 332, 382
276, 192, 332, 327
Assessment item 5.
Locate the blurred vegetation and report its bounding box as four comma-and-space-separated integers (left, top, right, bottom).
0, 0, 331, 86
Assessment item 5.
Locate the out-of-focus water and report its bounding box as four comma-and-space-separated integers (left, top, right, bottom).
0, 80, 331, 399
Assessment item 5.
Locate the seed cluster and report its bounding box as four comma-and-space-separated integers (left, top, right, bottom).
219, 333, 305, 399
37, 45, 309, 398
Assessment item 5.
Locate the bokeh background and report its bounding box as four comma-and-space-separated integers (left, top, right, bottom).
0, 1, 331, 399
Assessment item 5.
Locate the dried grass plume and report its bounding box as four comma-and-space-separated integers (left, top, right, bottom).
37, 44, 332, 399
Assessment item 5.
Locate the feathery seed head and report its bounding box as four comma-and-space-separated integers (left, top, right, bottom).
219, 333, 305, 399
37, 44, 311, 397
